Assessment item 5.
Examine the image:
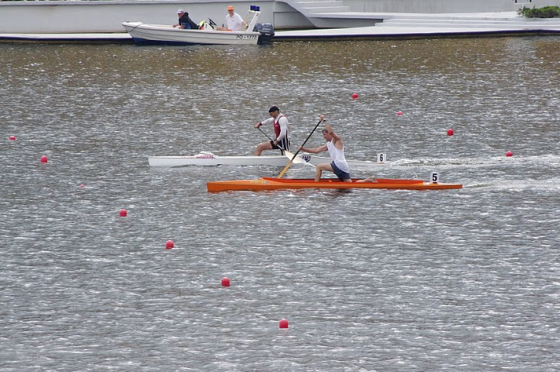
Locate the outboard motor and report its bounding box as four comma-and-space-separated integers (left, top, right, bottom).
254, 23, 274, 45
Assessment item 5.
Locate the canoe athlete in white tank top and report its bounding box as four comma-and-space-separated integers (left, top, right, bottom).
299, 115, 351, 182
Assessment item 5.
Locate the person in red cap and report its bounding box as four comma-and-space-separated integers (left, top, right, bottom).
223, 5, 247, 31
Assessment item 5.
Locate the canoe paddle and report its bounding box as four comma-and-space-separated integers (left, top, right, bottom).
277, 117, 324, 179
256, 126, 305, 164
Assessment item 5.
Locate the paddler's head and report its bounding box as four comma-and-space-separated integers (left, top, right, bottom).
268, 106, 279, 119
322, 128, 333, 141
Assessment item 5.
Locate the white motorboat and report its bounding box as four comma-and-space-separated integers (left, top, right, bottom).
148, 152, 385, 168
122, 8, 274, 46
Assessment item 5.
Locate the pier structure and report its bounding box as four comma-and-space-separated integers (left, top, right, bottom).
1, 0, 560, 42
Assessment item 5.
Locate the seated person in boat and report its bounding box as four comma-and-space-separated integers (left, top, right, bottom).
217, 5, 248, 31
173, 9, 199, 30
300, 116, 352, 183
254, 106, 290, 156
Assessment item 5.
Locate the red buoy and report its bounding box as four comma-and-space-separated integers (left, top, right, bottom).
396, 111, 403, 116
221, 277, 230, 287
79, 184, 86, 188
447, 129, 454, 136
506, 151, 513, 157
351, 93, 359, 100
279, 318, 289, 329
119, 209, 127, 217
9, 136, 16, 141
40, 155, 48, 163
166, 240, 174, 249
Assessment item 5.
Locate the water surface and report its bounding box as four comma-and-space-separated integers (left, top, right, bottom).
1, 37, 560, 371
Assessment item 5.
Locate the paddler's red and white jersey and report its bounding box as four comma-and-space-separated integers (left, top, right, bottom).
261, 113, 289, 142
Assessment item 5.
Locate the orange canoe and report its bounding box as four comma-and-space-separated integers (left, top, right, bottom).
207, 177, 462, 192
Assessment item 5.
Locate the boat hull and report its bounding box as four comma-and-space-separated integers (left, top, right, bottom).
207, 177, 463, 192
122, 22, 260, 45
148, 153, 382, 168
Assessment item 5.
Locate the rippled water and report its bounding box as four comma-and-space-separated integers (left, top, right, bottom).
1, 37, 560, 371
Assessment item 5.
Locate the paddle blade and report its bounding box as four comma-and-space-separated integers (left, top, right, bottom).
283, 150, 305, 164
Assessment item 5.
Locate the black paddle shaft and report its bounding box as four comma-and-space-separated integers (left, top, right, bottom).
288, 118, 324, 162
257, 126, 286, 151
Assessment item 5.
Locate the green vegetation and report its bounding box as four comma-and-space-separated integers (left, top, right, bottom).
519, 5, 560, 18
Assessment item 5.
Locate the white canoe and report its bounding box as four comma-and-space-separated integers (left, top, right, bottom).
122, 9, 270, 46
148, 152, 385, 168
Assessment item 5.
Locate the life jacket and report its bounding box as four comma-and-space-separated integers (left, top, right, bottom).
273, 114, 287, 138
180, 14, 199, 29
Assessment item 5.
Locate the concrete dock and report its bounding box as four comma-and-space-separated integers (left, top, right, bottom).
274, 11, 560, 41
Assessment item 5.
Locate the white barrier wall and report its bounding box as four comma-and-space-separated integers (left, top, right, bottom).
2, 0, 560, 34
0, 1, 284, 33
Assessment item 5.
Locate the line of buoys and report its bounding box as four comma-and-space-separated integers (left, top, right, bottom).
116, 209, 178, 251
218, 277, 288, 328
14, 141, 295, 331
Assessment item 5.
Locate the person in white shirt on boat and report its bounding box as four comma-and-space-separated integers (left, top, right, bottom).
300, 116, 352, 182
173, 9, 199, 30
221, 5, 247, 31
253, 106, 290, 156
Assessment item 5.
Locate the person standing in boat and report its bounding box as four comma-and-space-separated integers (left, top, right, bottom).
173, 9, 199, 30
223, 5, 248, 31
300, 116, 352, 182
253, 106, 290, 156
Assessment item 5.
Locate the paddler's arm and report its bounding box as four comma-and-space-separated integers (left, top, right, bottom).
254, 117, 273, 129
324, 121, 341, 142
300, 144, 327, 154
